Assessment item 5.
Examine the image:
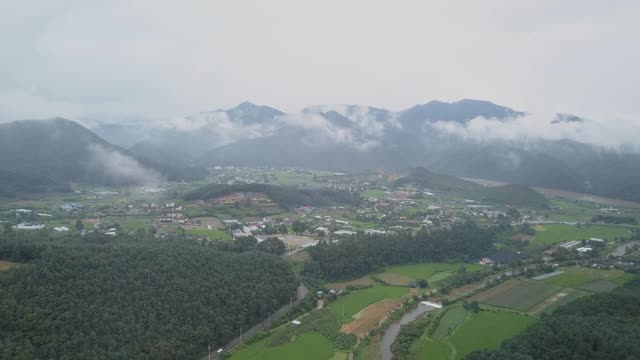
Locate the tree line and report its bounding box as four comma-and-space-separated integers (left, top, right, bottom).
0, 231, 297, 359
303, 221, 496, 281
465, 278, 640, 360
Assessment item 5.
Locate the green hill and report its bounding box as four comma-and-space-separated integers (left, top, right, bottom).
478, 184, 549, 209
395, 167, 482, 193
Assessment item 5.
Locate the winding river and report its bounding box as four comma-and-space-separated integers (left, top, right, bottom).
380, 302, 440, 360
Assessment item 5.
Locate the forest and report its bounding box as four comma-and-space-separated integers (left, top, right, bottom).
0, 231, 297, 360
303, 222, 496, 280
465, 279, 640, 360
183, 183, 362, 209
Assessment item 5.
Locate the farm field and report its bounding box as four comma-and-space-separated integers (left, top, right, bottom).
448, 310, 535, 359
530, 224, 633, 247
541, 266, 631, 289
230, 331, 334, 360
473, 278, 561, 312
413, 308, 534, 360
383, 262, 484, 284
432, 306, 469, 340
328, 286, 409, 324
185, 228, 232, 241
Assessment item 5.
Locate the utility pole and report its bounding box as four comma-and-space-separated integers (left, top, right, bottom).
208, 344, 211, 360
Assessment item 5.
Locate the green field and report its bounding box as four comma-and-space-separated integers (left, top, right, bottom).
327, 285, 409, 323
230, 331, 334, 360
360, 189, 388, 199
384, 262, 484, 283
475, 279, 561, 312
530, 224, 633, 247
185, 228, 232, 241
413, 309, 534, 360
433, 307, 469, 340
448, 311, 535, 359
542, 267, 631, 289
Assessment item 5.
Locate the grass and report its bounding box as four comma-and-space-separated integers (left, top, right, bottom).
185, 228, 232, 241
433, 306, 469, 340
383, 262, 484, 283
327, 285, 409, 324
0, 261, 22, 271
449, 310, 535, 359
413, 309, 534, 360
542, 290, 591, 314
360, 189, 388, 199
474, 279, 561, 312
530, 224, 633, 248
413, 337, 453, 359
542, 266, 631, 289
230, 331, 334, 360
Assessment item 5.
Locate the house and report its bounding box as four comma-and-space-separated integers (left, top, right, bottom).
334, 230, 356, 236
365, 229, 386, 235
576, 246, 592, 254
589, 238, 606, 244
54, 226, 70, 232
15, 209, 32, 214
13, 223, 45, 230
291, 320, 302, 326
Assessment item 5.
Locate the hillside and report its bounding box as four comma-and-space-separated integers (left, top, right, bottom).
395, 167, 482, 193
478, 184, 550, 209
0, 118, 164, 194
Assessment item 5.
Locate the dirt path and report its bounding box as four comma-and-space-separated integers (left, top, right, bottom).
527, 288, 572, 316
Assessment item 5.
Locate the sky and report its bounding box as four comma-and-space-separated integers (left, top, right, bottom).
1, 0, 639, 123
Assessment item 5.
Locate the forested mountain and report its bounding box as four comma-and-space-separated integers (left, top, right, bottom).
184, 183, 362, 209
0, 231, 297, 359
201, 100, 640, 202
465, 279, 640, 360
0, 118, 210, 196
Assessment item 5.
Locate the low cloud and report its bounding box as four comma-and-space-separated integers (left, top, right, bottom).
86, 144, 165, 186
429, 112, 640, 152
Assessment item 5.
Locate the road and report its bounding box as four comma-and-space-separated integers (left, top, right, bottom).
201, 282, 308, 360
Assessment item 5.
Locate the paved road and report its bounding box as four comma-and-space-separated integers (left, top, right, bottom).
201, 282, 308, 360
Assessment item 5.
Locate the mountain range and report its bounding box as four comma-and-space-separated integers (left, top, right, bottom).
1, 99, 639, 202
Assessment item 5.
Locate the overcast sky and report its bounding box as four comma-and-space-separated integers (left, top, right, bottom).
1, 0, 639, 122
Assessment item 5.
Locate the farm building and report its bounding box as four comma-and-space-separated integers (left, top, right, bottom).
480, 250, 529, 265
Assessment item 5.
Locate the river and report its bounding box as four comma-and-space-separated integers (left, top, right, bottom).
380, 302, 440, 360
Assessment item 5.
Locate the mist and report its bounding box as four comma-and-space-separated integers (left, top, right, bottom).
85, 144, 165, 186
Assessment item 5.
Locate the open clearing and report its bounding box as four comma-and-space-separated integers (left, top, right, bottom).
328, 286, 409, 324
541, 289, 591, 314
184, 216, 224, 229
325, 275, 375, 290
0, 261, 21, 271
341, 298, 404, 338
375, 272, 414, 286
541, 266, 630, 289
230, 331, 334, 360
278, 234, 318, 249
413, 309, 534, 360
185, 228, 231, 241
383, 262, 483, 284
474, 279, 561, 312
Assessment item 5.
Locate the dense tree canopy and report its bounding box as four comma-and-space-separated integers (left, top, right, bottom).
303, 222, 496, 280
0, 232, 297, 359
